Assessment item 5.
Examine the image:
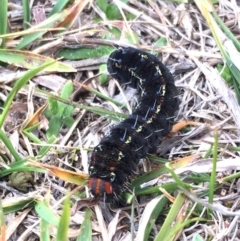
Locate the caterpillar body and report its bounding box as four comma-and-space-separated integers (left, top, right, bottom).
88, 47, 179, 199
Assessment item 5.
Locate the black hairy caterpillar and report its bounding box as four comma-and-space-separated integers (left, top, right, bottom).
88, 47, 179, 199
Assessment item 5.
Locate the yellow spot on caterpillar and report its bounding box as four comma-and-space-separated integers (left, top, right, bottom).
118, 151, 124, 161
138, 53, 148, 59
125, 136, 132, 144
162, 85, 166, 96
136, 125, 143, 132
115, 63, 122, 68
146, 118, 153, 124
141, 90, 146, 97
156, 66, 162, 76
129, 69, 136, 76
156, 105, 161, 113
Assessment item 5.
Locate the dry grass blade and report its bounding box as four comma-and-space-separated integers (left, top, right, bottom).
194, 0, 240, 103
6, 208, 32, 240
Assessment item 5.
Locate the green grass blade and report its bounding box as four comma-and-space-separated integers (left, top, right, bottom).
35, 201, 59, 226
49, 0, 70, 16
45, 81, 74, 139
0, 49, 76, 72
224, 55, 240, 102
136, 196, 167, 241
58, 46, 114, 60
221, 171, 240, 183
212, 10, 240, 52
22, 129, 58, 158
82, 85, 125, 107
38, 89, 127, 122
77, 209, 92, 241
0, 130, 22, 162
21, 132, 42, 146
45, 92, 127, 122
0, 0, 7, 48
209, 130, 218, 204
165, 163, 191, 190
36, 136, 58, 158
154, 193, 187, 241
40, 195, 51, 241
156, 217, 206, 241
0, 199, 6, 240
16, 11, 66, 49
0, 60, 55, 128
56, 194, 70, 241
194, 0, 240, 103
3, 196, 35, 214
0, 159, 45, 178
40, 218, 50, 241
22, 0, 31, 29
